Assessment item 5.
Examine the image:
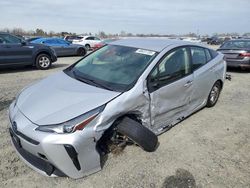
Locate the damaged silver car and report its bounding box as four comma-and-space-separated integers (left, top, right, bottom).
9, 38, 226, 179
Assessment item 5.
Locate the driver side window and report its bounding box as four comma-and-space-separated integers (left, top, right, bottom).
149, 47, 191, 91
0, 34, 21, 44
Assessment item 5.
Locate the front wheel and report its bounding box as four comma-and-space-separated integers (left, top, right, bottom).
35, 54, 52, 70
206, 81, 222, 107
85, 44, 91, 51
117, 117, 158, 152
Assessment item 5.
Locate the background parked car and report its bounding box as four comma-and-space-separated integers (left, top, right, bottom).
0, 32, 57, 70
72, 36, 101, 50
181, 37, 201, 43
217, 39, 250, 69
64, 35, 81, 43
207, 36, 224, 45
31, 38, 87, 56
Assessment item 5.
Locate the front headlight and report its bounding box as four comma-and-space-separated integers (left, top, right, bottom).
35, 105, 105, 134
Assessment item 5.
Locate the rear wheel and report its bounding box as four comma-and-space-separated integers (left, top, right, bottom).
116, 117, 158, 152
35, 54, 51, 70
206, 81, 222, 107
77, 48, 86, 56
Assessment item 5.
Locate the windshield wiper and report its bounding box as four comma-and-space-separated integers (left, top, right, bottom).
72, 70, 115, 91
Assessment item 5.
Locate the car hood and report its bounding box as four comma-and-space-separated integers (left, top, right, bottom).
16, 71, 120, 125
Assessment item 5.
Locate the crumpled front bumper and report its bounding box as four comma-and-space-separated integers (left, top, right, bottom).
8, 102, 102, 179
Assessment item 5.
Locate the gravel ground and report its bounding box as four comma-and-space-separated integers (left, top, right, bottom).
0, 54, 249, 188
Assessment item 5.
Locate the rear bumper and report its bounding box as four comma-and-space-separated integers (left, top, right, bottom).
226, 60, 250, 68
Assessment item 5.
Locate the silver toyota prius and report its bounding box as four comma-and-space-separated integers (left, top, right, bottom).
9, 38, 226, 179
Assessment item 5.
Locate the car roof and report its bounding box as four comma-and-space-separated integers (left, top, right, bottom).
109, 38, 202, 52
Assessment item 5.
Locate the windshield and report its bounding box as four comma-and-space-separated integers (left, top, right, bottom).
70, 45, 157, 92
221, 40, 250, 49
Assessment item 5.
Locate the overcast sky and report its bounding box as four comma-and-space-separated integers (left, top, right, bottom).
0, 0, 249, 35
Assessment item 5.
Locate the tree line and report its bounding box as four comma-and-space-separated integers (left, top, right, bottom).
0, 27, 249, 38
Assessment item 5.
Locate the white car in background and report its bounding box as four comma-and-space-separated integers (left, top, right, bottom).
72, 36, 102, 50
182, 37, 201, 43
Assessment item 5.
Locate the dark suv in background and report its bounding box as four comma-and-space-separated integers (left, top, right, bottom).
0, 32, 57, 70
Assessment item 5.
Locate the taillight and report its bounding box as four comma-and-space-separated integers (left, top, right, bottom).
239, 53, 250, 57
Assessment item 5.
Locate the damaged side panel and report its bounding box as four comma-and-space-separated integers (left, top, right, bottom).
94, 81, 152, 135
149, 74, 194, 134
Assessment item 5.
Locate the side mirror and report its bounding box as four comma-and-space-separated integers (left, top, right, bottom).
147, 75, 160, 92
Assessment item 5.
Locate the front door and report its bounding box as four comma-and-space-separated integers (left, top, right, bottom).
147, 47, 194, 132
0, 34, 32, 66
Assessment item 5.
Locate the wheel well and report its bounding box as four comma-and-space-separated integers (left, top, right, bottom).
78, 47, 86, 52
96, 113, 142, 155
34, 52, 51, 65
216, 79, 223, 89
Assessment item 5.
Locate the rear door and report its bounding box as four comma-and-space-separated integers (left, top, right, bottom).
43, 39, 64, 56
0, 34, 32, 66
189, 46, 217, 110
57, 39, 75, 55
148, 47, 194, 131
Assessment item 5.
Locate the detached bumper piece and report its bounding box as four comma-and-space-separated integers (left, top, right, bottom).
64, 144, 81, 171
9, 128, 66, 177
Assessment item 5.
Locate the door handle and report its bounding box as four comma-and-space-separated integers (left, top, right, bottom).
184, 80, 193, 87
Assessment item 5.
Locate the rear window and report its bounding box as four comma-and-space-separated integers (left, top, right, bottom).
76, 36, 84, 40
221, 40, 250, 49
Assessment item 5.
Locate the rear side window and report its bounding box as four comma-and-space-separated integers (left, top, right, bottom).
190, 47, 207, 70
86, 37, 94, 40
44, 39, 57, 44
205, 49, 212, 62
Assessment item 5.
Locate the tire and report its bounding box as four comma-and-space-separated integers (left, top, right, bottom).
117, 117, 158, 152
85, 44, 91, 51
35, 54, 52, 70
77, 48, 86, 56
206, 81, 222, 107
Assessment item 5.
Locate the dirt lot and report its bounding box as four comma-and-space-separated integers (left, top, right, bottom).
0, 55, 249, 188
